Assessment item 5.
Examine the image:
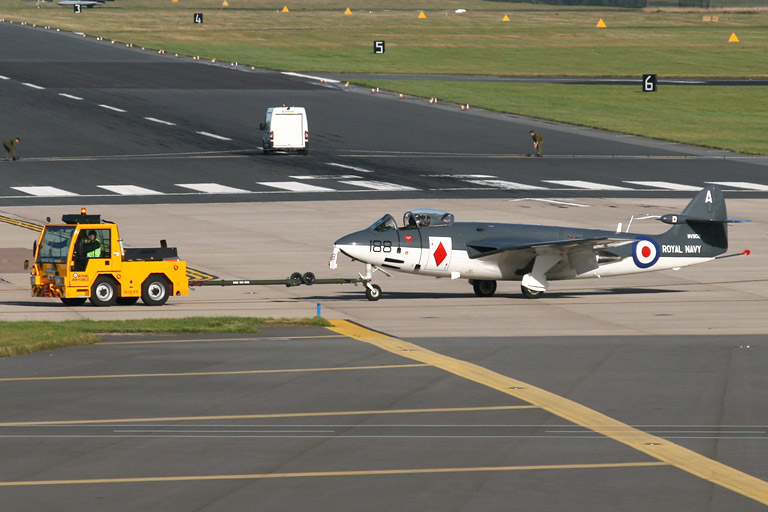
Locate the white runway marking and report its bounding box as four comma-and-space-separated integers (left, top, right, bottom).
339, 180, 418, 191
12, 186, 78, 197
196, 131, 232, 141
282, 71, 340, 84
58, 93, 83, 101
145, 117, 176, 126
22, 82, 45, 90
258, 181, 336, 193
99, 104, 127, 113
98, 185, 164, 196
424, 174, 496, 178
706, 181, 768, 191
0, 75, 9, 80
544, 180, 634, 191
326, 162, 374, 173
290, 175, 360, 180
465, 179, 548, 191
176, 183, 250, 194
624, 181, 702, 191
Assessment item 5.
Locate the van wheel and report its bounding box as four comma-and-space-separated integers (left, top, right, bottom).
141, 275, 170, 306
61, 297, 87, 306
116, 297, 140, 306
90, 277, 117, 307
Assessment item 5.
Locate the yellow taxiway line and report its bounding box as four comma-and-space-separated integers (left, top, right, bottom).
327, 319, 768, 506
0, 462, 667, 487
0, 363, 430, 382
0, 405, 536, 427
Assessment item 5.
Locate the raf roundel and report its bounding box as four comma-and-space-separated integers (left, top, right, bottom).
632, 236, 660, 269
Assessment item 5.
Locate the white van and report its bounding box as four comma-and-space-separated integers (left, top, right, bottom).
260, 106, 309, 155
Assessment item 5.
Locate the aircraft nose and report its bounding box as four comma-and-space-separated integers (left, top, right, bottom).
333, 230, 371, 261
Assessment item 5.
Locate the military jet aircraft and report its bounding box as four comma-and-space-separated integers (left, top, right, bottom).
329, 185, 749, 300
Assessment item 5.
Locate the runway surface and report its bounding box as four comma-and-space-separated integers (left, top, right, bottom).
1, 19, 767, 512
2, 22, 768, 207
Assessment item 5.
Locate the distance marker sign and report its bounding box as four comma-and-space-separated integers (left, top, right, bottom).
374, 41, 385, 54
194, 13, 203, 23
643, 74, 657, 92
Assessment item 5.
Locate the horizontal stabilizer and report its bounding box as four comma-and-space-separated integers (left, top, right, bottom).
659, 214, 751, 225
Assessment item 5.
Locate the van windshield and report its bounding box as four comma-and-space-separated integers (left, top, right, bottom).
37, 226, 76, 264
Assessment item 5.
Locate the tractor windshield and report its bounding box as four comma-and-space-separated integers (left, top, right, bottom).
36, 226, 76, 264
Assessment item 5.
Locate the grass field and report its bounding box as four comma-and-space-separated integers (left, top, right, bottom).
0, 316, 329, 357
0, 1, 766, 148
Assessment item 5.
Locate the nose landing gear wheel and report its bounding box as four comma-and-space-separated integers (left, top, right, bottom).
365, 284, 382, 301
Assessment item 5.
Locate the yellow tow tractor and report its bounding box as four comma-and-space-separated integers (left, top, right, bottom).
26, 208, 188, 307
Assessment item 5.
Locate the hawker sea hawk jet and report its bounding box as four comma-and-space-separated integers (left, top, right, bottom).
329, 185, 749, 300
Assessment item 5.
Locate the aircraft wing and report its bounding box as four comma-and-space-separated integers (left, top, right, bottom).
465, 236, 633, 259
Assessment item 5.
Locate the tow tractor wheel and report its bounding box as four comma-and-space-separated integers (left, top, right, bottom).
116, 296, 140, 306
141, 275, 171, 306
302, 272, 316, 285
365, 284, 382, 301
472, 280, 497, 297
521, 285, 544, 299
90, 276, 117, 307
61, 297, 87, 306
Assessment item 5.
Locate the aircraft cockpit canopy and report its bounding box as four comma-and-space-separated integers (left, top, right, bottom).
403, 209, 454, 228
368, 214, 398, 232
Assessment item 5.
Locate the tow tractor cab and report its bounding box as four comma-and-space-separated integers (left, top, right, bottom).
260, 106, 309, 154
27, 208, 189, 307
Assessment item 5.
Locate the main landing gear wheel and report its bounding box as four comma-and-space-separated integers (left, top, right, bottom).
60, 297, 87, 306
521, 285, 544, 299
365, 284, 382, 301
90, 276, 117, 307
472, 280, 497, 297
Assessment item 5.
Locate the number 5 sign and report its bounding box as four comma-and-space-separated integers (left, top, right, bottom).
373, 41, 385, 54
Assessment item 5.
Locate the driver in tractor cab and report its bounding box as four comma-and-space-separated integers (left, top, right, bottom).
83, 230, 101, 258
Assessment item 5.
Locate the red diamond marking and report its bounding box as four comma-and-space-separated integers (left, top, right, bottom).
433, 242, 447, 266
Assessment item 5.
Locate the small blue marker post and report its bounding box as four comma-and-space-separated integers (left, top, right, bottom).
316, 303, 322, 317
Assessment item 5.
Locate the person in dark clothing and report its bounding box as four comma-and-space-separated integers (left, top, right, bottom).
3, 137, 20, 161
529, 130, 543, 157
83, 230, 102, 258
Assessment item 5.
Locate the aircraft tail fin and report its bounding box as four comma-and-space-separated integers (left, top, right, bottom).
656, 185, 736, 256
